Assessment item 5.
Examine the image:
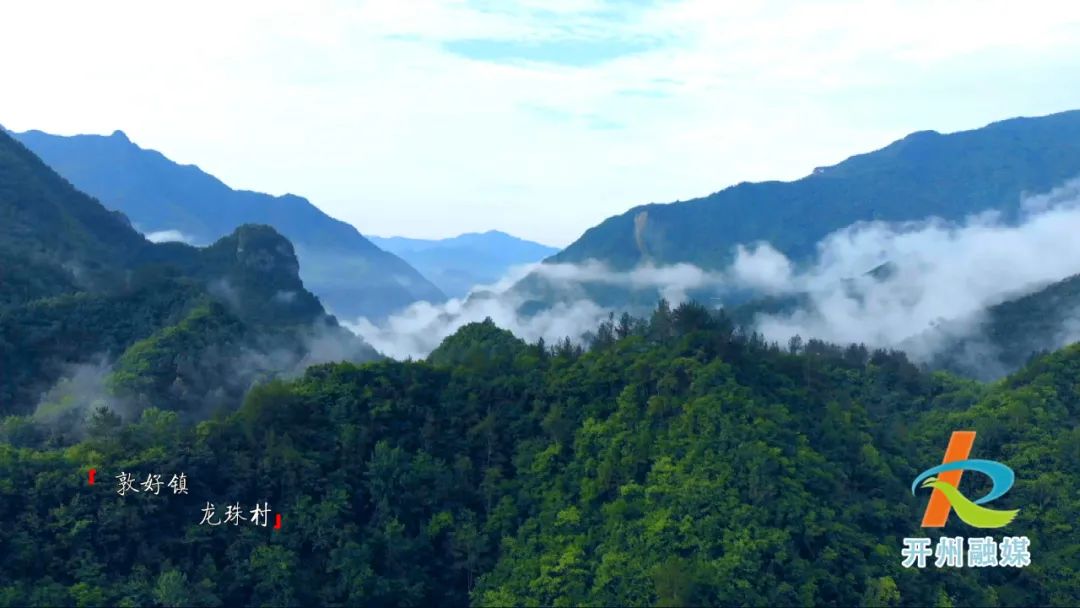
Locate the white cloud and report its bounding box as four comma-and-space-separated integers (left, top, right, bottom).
2, 0, 1079, 245
144, 229, 195, 244
346, 296, 609, 360
731, 243, 793, 293
345, 259, 727, 359
345, 180, 1080, 365
749, 179, 1080, 353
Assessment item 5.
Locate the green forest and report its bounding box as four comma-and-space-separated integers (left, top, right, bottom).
2, 119, 1079, 607
1, 304, 1078, 607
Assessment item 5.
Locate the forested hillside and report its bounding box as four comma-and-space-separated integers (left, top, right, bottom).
0, 130, 377, 421
3, 99, 1077, 608
1, 304, 1076, 606
5, 3, 1079, 606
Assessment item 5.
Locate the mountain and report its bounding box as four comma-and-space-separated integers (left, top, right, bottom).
0, 128, 146, 304
11, 129, 445, 320
551, 109, 1080, 270
369, 230, 558, 298
2, 302, 1078, 606
0, 129, 376, 418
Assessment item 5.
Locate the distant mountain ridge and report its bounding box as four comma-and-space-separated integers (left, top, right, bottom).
11, 129, 446, 320
551, 109, 1080, 270
369, 230, 558, 298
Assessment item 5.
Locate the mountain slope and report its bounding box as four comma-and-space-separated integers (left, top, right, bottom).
11, 129, 445, 319
2, 304, 1078, 606
910, 273, 1080, 379
369, 230, 558, 297
0, 129, 376, 417
551, 109, 1080, 270
0, 127, 148, 301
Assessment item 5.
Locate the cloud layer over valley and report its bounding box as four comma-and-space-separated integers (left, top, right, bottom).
348, 180, 1080, 366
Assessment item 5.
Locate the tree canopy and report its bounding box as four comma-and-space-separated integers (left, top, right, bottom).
1, 302, 1077, 606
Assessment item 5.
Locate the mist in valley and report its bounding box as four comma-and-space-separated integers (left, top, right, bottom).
347, 179, 1080, 371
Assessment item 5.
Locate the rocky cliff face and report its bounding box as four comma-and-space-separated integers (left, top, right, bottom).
194, 224, 327, 325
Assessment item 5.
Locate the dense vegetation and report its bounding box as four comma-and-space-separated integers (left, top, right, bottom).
0, 303, 1077, 606
4, 113, 1079, 607
12, 129, 446, 319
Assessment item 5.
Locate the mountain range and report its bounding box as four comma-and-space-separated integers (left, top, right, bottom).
504, 110, 1080, 379
369, 231, 558, 298
8, 111, 1080, 385
551, 109, 1080, 270
2, 107, 1080, 606
11, 129, 445, 321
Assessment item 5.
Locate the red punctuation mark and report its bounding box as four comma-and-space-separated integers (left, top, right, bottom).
88, 469, 96, 485
274, 514, 282, 530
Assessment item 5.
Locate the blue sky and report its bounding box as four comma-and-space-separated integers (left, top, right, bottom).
2, 0, 1080, 246
443, 37, 660, 66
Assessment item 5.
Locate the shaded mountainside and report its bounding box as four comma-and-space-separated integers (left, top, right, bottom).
0, 129, 376, 419
370, 231, 558, 298
0, 304, 1078, 606
12, 129, 445, 320
0, 127, 147, 302
911, 273, 1080, 380
551, 109, 1080, 270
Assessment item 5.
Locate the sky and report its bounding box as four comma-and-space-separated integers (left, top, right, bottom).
2, 0, 1080, 247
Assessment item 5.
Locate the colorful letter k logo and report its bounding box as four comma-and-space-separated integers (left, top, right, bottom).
921, 431, 976, 527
